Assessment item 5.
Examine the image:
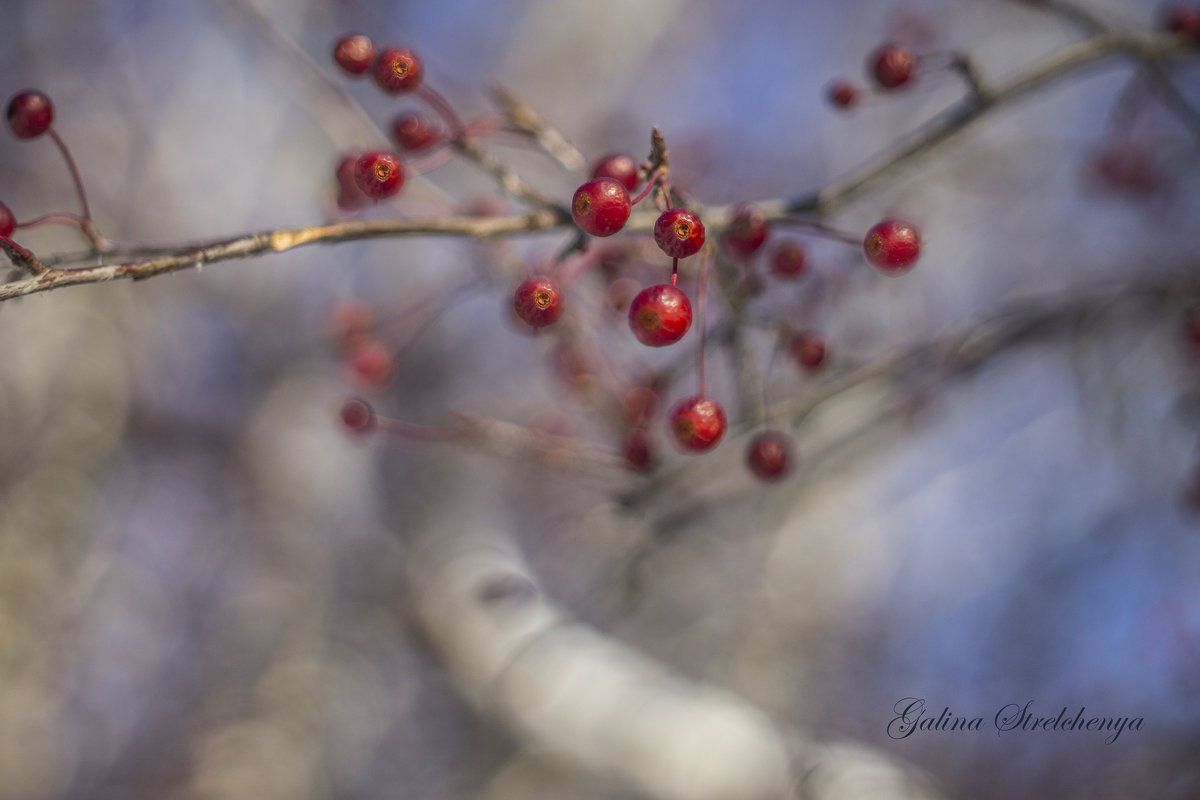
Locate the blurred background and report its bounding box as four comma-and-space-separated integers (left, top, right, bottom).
0, 0, 1198, 798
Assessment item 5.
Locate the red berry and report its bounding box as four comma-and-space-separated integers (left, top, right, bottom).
654, 208, 706, 259
628, 284, 693, 347
668, 395, 727, 453
347, 338, 394, 388
769, 241, 807, 278
1164, 5, 1200, 42
746, 430, 793, 482
340, 398, 377, 434
0, 201, 15, 237
373, 48, 424, 93
335, 156, 370, 210
333, 34, 376, 76
827, 80, 860, 109
353, 151, 405, 199
623, 428, 655, 471
390, 112, 441, 153
791, 331, 827, 371
863, 218, 920, 273
571, 178, 632, 237
1088, 146, 1164, 198
513, 276, 564, 329
722, 206, 768, 258
7, 90, 54, 139
868, 43, 916, 89
591, 154, 640, 192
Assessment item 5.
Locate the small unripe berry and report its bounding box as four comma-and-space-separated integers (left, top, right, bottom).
722, 207, 768, 258
354, 151, 405, 199
333, 34, 376, 75
827, 80, 860, 109
654, 208, 706, 258
769, 242, 807, 279
628, 284, 692, 347
591, 154, 640, 192
863, 218, 921, 273
0, 201, 15, 237
340, 398, 377, 434
513, 276, 564, 329
572, 178, 632, 237
373, 48, 424, 93
7, 90, 54, 139
390, 112, 441, 153
746, 430, 793, 481
668, 395, 727, 453
791, 331, 827, 371
868, 43, 916, 89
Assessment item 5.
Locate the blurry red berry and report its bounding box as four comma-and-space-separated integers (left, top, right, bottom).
1088, 146, 1165, 198
868, 43, 916, 89
513, 276, 564, 329
668, 396, 727, 453
722, 206, 769, 258
335, 155, 370, 210
623, 428, 655, 471
1164, 5, 1200, 42
572, 178, 632, 237
591, 153, 640, 192
628, 284, 692, 347
827, 80, 860, 109
390, 112, 441, 153
347, 338, 395, 389
340, 398, 377, 434
373, 48, 424, 93
791, 331, 827, 371
863, 218, 921, 273
7, 90, 54, 139
769, 241, 807, 278
0, 201, 15, 237
746, 430, 793, 481
333, 34, 376, 75
354, 151, 405, 199
654, 208, 706, 258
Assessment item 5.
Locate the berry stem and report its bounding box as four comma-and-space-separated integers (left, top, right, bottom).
417, 84, 467, 140
670, 256, 679, 287
47, 129, 105, 250
628, 169, 664, 207
696, 255, 710, 396
773, 217, 861, 247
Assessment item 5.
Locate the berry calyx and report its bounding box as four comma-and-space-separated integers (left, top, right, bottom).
513, 276, 564, 329
746, 430, 793, 481
571, 177, 632, 237
667, 395, 727, 453
868, 43, 916, 89
769, 242, 807, 279
654, 208, 706, 259
623, 428, 655, 471
0, 201, 15, 237
353, 151, 405, 199
373, 48, 424, 93
827, 80, 860, 109
340, 398, 377, 434
863, 218, 920, 273
333, 34, 376, 76
390, 112, 441, 153
1164, 5, 1200, 42
791, 331, 827, 371
591, 154, 640, 192
722, 206, 768, 258
7, 90, 54, 139
628, 284, 692, 347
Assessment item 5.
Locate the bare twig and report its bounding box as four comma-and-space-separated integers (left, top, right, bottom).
490, 85, 588, 173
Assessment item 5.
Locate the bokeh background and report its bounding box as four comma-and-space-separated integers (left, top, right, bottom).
0, 0, 1198, 798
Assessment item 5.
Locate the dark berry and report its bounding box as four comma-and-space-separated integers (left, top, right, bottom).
335, 156, 370, 210
1164, 5, 1200, 42
591, 154, 640, 192
722, 206, 768, 258
827, 80, 860, 109
863, 218, 920, 273
654, 208, 706, 258
623, 428, 655, 471
868, 43, 916, 89
390, 112, 441, 153
0, 201, 15, 237
340, 398, 377, 434
513, 276, 564, 329
668, 395, 727, 453
373, 48, 424, 93
791, 331, 827, 371
353, 151, 405, 199
333, 34, 376, 76
746, 430, 793, 481
770, 241, 807, 279
571, 177, 632, 237
628, 284, 692, 347
7, 90, 54, 139
347, 338, 394, 389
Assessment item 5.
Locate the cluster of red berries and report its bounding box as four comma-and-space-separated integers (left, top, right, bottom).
826, 41, 918, 110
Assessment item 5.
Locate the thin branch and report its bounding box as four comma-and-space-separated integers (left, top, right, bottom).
489, 85, 588, 173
